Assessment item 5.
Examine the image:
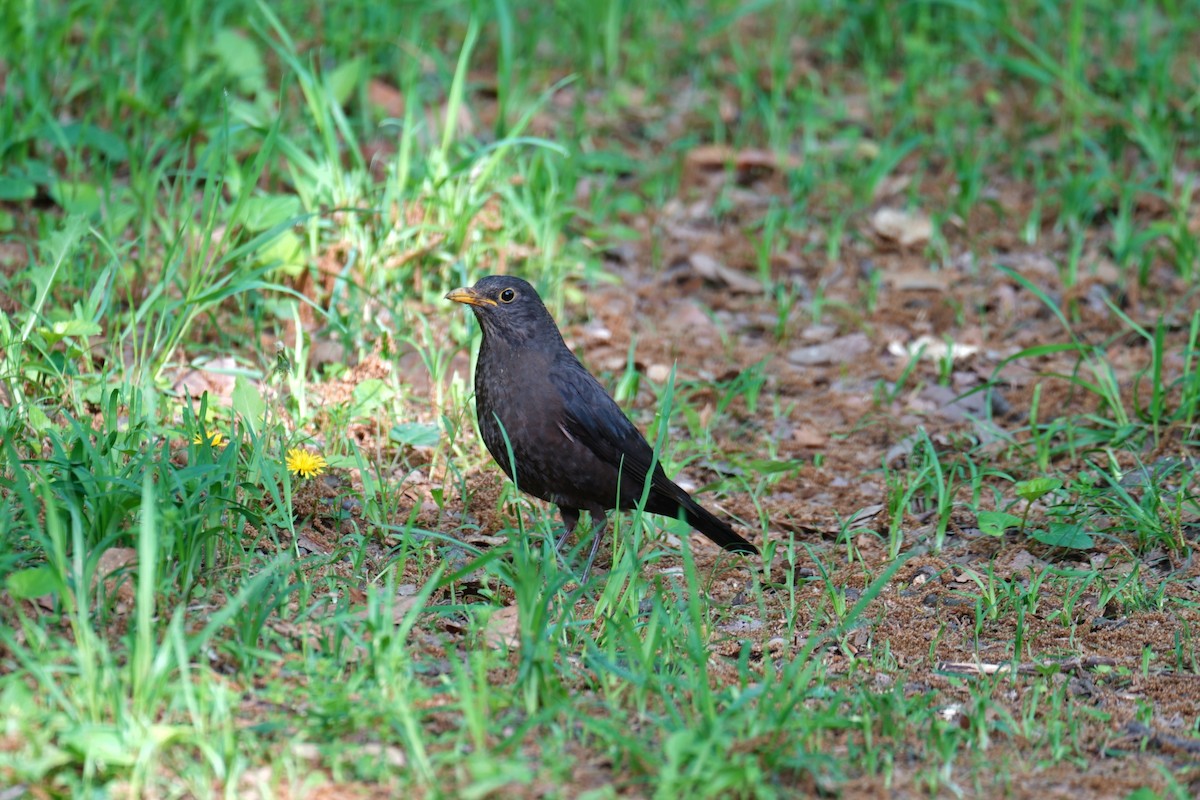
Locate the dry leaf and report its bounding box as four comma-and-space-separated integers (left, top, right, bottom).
886, 269, 954, 291
684, 144, 800, 174
689, 252, 764, 294
846, 504, 885, 527
791, 425, 828, 448
646, 364, 672, 383
364, 79, 403, 116
788, 332, 872, 366
887, 335, 979, 362
0, 242, 30, 271
484, 605, 521, 650
171, 356, 240, 402
95, 547, 138, 606
953, 568, 981, 584
871, 207, 933, 247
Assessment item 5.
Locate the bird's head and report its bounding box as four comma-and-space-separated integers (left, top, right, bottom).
446, 275, 562, 346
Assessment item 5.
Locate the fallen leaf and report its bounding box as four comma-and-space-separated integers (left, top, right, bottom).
788, 332, 872, 366
463, 532, 508, 547
718, 618, 763, 634
953, 568, 982, 584
171, 357, 241, 402
886, 268, 955, 291
367, 79, 405, 116
0, 242, 29, 271
791, 425, 828, 448
872, 207, 933, 247
95, 547, 138, 606
684, 144, 800, 174
1004, 548, 1047, 574
646, 363, 672, 383
689, 252, 763, 294
887, 335, 979, 363
484, 605, 521, 650
846, 504, 885, 527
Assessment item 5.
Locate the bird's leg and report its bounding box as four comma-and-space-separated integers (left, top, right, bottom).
556, 507, 580, 553
578, 513, 609, 584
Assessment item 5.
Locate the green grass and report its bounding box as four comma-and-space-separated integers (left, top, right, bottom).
2, 0, 1200, 796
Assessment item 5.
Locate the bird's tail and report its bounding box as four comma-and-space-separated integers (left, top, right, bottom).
673, 493, 760, 556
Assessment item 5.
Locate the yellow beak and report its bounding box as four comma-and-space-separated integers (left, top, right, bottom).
446, 287, 496, 307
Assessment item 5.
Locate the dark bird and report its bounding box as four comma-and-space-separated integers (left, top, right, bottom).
448, 274, 760, 578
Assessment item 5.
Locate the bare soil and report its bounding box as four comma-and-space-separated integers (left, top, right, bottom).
285, 148, 1200, 795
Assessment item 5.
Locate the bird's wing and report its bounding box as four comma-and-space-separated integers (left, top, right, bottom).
549, 356, 658, 488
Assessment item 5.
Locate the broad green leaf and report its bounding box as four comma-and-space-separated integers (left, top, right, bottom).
240, 195, 302, 231
977, 510, 1022, 537
49, 181, 101, 215
1030, 522, 1093, 549
1015, 477, 1062, 502
257, 230, 306, 278
56, 122, 129, 162
328, 58, 365, 107
1123, 788, 1163, 800
39, 319, 103, 345
351, 378, 395, 414
60, 724, 136, 766
15, 159, 55, 184
5, 565, 59, 600
390, 422, 440, 448
26, 404, 52, 432
231, 375, 266, 436
228, 96, 272, 128
0, 177, 37, 201
209, 28, 266, 95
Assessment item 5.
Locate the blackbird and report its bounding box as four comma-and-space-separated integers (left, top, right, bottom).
448, 275, 759, 577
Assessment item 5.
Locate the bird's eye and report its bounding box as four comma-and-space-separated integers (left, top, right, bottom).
499, 288, 517, 303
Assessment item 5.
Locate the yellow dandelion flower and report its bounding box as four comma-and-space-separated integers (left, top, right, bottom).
193, 430, 225, 447
286, 448, 327, 479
